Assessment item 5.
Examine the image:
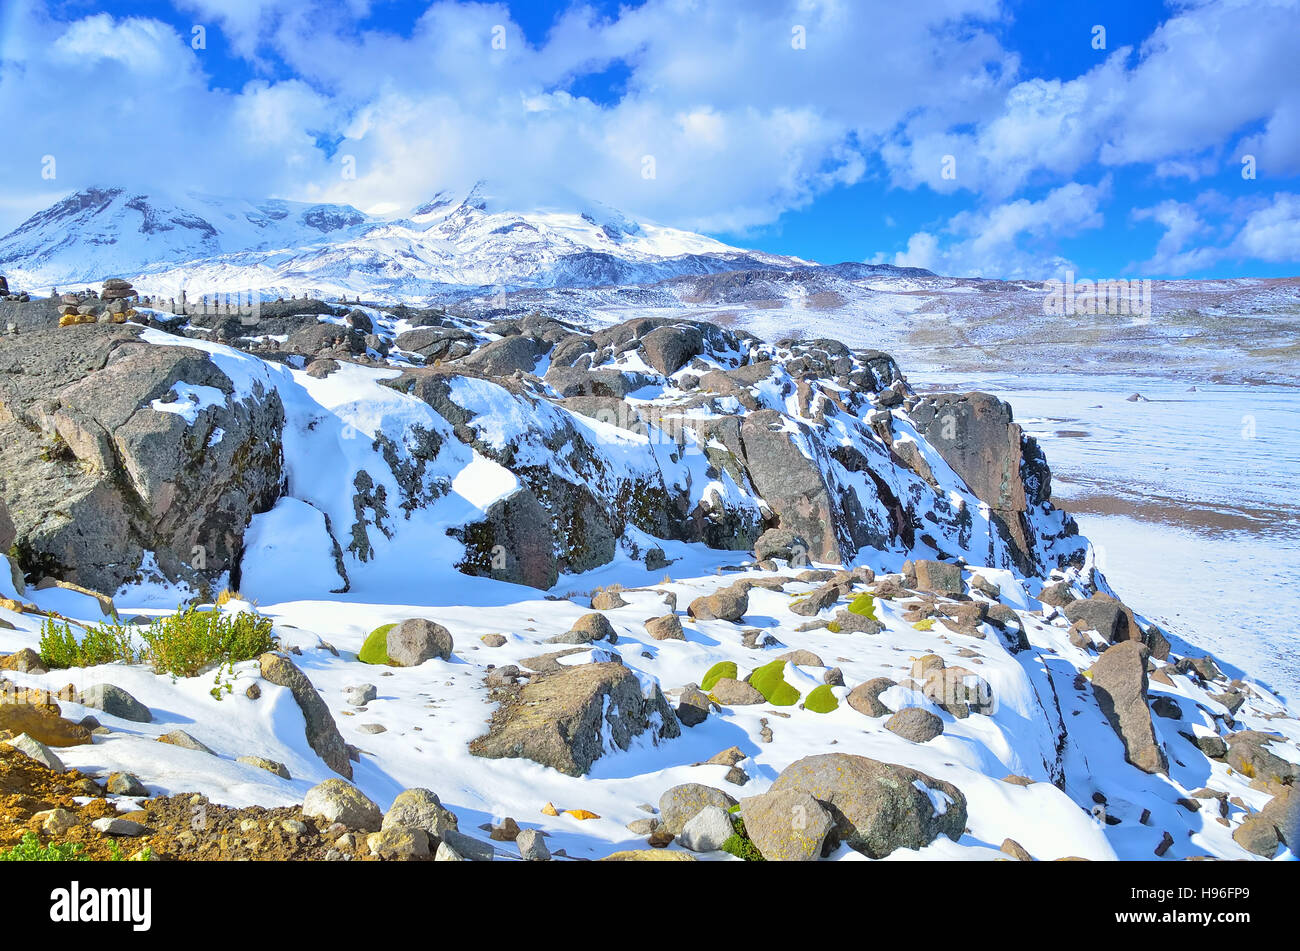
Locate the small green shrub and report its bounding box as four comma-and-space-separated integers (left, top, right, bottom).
140, 607, 275, 678
912, 618, 935, 631
39, 607, 274, 679
804, 684, 839, 713
721, 815, 765, 861
846, 593, 878, 619
359, 623, 396, 665
39, 619, 139, 669
826, 621, 843, 633
750, 660, 800, 706
701, 660, 738, 691
0, 832, 88, 862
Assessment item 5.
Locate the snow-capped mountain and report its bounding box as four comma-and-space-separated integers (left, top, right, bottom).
0, 183, 807, 300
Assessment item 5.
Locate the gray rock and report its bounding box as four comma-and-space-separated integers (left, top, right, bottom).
741, 788, 834, 861
645, 614, 685, 641
659, 783, 739, 836
81, 683, 152, 723
769, 753, 967, 858
434, 841, 467, 861
554, 612, 616, 644
677, 684, 712, 727
106, 771, 147, 796
91, 818, 148, 836
0, 326, 285, 593
778, 649, 825, 667
885, 707, 945, 743
156, 730, 216, 755
911, 560, 963, 598
386, 618, 454, 666
688, 584, 748, 622
302, 778, 382, 832
441, 828, 494, 861
4, 733, 64, 771
710, 678, 765, 705
1089, 641, 1168, 775
1064, 597, 1125, 642
847, 678, 896, 718
789, 584, 839, 617
382, 788, 459, 843
236, 755, 291, 779
754, 527, 811, 565
259, 652, 352, 778
1000, 838, 1033, 861
469, 662, 680, 776
833, 609, 884, 634
679, 804, 735, 852
345, 683, 377, 706
516, 828, 551, 861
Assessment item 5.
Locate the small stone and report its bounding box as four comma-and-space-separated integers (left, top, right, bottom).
1000, 838, 1032, 861
345, 684, 377, 706
39, 807, 77, 836
368, 826, 430, 860
481, 634, 507, 648
91, 817, 147, 836
236, 755, 291, 779
489, 817, 521, 841
245, 683, 262, 700
357, 723, 387, 734
3, 734, 64, 771
516, 828, 551, 861
106, 772, 147, 797
156, 730, 216, 755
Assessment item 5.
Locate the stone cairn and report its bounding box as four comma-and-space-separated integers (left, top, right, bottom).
57, 278, 137, 327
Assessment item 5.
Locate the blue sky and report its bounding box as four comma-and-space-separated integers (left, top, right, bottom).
1, 0, 1297, 279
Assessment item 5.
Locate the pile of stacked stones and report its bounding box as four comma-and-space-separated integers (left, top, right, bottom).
57, 278, 136, 327
0, 275, 29, 302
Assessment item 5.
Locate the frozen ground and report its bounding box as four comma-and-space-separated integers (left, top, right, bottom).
912, 371, 1300, 704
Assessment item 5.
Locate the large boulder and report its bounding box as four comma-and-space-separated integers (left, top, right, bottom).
753, 527, 811, 565
386, 618, 454, 666
302, 779, 381, 831
1225, 731, 1299, 786
740, 788, 834, 861
259, 652, 352, 779
469, 662, 680, 776
382, 788, 459, 846
0, 326, 284, 592
1064, 596, 1126, 642
770, 753, 967, 858
1089, 641, 1168, 775
687, 584, 748, 622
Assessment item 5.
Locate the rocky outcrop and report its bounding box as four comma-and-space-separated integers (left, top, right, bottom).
469, 662, 680, 776
909, 392, 1068, 573
0, 325, 284, 592
1089, 641, 1168, 775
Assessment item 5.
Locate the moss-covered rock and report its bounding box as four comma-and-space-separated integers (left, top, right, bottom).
701, 660, 738, 691
804, 684, 839, 713
750, 660, 801, 706
846, 593, 878, 619
359, 623, 395, 665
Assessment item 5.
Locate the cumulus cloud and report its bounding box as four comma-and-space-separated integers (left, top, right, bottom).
0, 0, 1015, 233
874, 180, 1111, 278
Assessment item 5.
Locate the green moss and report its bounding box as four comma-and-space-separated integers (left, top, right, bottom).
912, 618, 935, 631
750, 660, 801, 706
804, 684, 839, 713
701, 660, 738, 691
721, 815, 765, 861
846, 593, 878, 619
359, 623, 395, 665
826, 621, 842, 633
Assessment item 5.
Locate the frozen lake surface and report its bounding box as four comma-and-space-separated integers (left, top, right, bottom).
911, 372, 1300, 705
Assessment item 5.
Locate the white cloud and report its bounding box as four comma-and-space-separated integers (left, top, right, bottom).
874, 180, 1111, 278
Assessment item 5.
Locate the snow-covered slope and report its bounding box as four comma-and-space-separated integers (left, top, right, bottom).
0, 183, 805, 299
